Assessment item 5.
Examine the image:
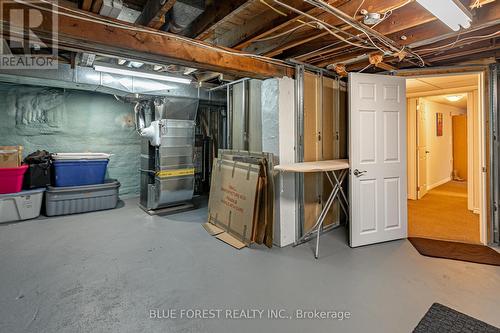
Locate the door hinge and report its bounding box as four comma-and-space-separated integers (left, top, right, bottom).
482, 167, 487, 173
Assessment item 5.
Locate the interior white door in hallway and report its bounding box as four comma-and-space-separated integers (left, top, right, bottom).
417, 100, 429, 199
349, 73, 408, 247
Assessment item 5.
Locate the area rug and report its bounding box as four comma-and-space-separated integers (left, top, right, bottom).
408, 237, 500, 266
413, 303, 500, 333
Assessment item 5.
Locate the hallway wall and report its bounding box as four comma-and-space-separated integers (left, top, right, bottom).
422, 99, 465, 190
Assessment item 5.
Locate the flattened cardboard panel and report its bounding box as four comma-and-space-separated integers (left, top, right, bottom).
202, 222, 224, 236
207, 158, 260, 245
322, 76, 339, 227
216, 232, 247, 249
303, 73, 322, 233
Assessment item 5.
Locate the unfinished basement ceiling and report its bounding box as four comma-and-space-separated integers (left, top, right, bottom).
5, 0, 500, 79
79, 0, 499, 73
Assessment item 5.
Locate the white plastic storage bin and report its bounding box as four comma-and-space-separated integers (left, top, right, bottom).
0, 188, 45, 223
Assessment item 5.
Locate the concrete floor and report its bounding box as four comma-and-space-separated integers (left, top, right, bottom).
1, 198, 499, 333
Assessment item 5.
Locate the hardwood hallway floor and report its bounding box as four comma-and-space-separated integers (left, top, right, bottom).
408, 181, 480, 244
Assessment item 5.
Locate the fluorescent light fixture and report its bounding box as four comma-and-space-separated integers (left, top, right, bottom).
416, 0, 472, 31
446, 95, 464, 102
94, 64, 192, 84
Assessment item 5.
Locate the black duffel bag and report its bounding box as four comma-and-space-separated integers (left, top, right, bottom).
23, 150, 52, 189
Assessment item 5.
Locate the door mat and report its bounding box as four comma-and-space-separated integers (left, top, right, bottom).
408, 237, 500, 266
413, 303, 500, 333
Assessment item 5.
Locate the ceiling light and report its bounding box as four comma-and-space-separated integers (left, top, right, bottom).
416, 0, 472, 31
446, 95, 464, 102
94, 64, 192, 84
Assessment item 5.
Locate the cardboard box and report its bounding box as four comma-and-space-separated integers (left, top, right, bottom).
205, 158, 260, 249
204, 150, 275, 249
0, 146, 23, 168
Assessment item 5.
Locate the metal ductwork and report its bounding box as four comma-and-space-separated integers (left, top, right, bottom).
0, 63, 225, 101
137, 97, 199, 211
168, 0, 205, 35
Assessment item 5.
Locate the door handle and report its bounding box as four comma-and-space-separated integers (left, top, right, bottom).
353, 169, 367, 177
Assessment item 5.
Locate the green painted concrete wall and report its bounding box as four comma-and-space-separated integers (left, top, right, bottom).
0, 84, 141, 197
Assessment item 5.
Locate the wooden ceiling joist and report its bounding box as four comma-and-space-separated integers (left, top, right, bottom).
135, 0, 176, 29
80, 0, 93, 11
283, 1, 435, 62
0, 1, 292, 79
188, 0, 249, 39
197, 0, 308, 48
306, 1, 500, 70
251, 0, 410, 57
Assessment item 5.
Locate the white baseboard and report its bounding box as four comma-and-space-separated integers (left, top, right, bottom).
427, 177, 452, 191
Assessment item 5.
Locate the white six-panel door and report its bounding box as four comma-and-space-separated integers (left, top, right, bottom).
349, 73, 407, 247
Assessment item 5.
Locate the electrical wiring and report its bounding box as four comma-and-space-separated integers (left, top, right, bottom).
352, 0, 365, 18
259, 0, 317, 29
13, 0, 294, 69
304, 0, 397, 51
304, 0, 425, 67
271, 0, 375, 48
358, 63, 372, 72
371, 10, 392, 28
313, 21, 377, 49
254, 23, 309, 42
416, 30, 500, 53
260, 0, 288, 17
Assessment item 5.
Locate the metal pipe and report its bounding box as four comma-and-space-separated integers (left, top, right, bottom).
208, 77, 251, 91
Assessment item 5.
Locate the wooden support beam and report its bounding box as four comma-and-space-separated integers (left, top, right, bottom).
135, 0, 176, 29
0, 1, 292, 79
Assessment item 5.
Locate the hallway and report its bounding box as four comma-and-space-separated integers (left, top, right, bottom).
408, 181, 480, 244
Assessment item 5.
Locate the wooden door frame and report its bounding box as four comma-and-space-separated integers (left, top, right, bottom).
402, 68, 488, 245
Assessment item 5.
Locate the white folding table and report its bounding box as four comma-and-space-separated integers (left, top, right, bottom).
275, 159, 350, 259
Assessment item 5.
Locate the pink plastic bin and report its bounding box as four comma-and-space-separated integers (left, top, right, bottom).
0, 165, 28, 194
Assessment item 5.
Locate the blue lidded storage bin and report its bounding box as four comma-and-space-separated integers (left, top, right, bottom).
53, 159, 108, 187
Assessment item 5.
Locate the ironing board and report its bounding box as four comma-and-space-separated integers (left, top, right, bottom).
275, 159, 350, 259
